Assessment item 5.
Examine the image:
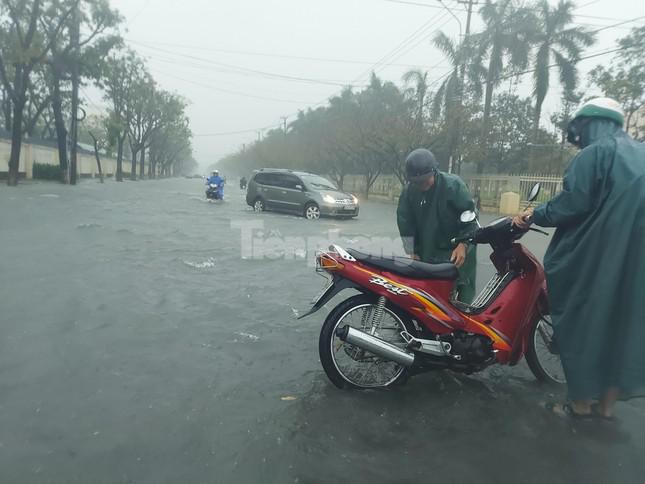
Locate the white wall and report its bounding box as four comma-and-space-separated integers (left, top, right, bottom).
0, 137, 129, 178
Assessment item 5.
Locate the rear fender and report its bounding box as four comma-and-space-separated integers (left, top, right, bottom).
297, 276, 363, 319
537, 282, 549, 315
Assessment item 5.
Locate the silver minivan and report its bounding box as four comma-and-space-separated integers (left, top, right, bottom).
246, 169, 359, 220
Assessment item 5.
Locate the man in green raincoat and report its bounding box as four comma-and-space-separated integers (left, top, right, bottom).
515, 97, 645, 419
397, 148, 477, 303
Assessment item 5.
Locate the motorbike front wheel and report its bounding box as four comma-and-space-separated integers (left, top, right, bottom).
526, 316, 566, 385
319, 294, 416, 389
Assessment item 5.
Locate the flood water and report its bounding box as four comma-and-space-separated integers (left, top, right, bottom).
1, 178, 643, 484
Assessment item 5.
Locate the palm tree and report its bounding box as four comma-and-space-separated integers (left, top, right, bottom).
402, 69, 429, 126
529, 0, 595, 138
477, 0, 533, 139
432, 32, 484, 169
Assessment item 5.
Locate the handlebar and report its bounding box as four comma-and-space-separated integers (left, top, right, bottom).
450, 235, 472, 245
528, 227, 549, 236
451, 217, 549, 247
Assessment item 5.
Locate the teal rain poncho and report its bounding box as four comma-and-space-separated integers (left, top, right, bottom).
533, 119, 645, 401
397, 172, 477, 303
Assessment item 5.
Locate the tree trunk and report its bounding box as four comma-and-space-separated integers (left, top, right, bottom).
116, 134, 125, 182
533, 97, 544, 141
482, 78, 494, 140
139, 148, 145, 180
2, 87, 12, 132
51, 77, 69, 183
363, 173, 370, 200
147, 151, 153, 178
130, 147, 138, 181
89, 132, 104, 183
7, 97, 25, 186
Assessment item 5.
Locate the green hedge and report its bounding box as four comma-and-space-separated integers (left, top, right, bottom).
32, 163, 61, 180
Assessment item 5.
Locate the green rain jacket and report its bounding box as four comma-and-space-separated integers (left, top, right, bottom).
397, 172, 477, 303
533, 119, 645, 401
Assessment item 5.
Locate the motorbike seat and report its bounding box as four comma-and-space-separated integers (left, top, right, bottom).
346, 249, 458, 280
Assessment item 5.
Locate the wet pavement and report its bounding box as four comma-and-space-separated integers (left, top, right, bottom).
1, 178, 643, 484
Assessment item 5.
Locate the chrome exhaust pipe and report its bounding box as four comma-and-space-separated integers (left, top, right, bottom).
335, 325, 415, 367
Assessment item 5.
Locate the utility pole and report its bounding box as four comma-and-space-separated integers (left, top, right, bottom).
457, 0, 477, 37
69, 1, 80, 185
450, 0, 478, 174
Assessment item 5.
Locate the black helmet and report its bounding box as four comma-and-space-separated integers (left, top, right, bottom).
405, 148, 438, 182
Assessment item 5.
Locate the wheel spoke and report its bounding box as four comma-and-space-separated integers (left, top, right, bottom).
532, 318, 566, 384
330, 303, 407, 388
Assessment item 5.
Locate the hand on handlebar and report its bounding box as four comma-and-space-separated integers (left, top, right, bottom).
512, 207, 534, 229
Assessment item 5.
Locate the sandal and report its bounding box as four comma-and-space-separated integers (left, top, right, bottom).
590, 403, 617, 422
544, 401, 595, 419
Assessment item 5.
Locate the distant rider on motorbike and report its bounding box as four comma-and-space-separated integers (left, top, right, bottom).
206, 170, 225, 200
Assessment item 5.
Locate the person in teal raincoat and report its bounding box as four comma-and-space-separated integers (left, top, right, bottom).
515, 98, 645, 419
397, 148, 478, 303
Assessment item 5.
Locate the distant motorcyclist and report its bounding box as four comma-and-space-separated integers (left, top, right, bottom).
240, 176, 247, 190
206, 170, 225, 200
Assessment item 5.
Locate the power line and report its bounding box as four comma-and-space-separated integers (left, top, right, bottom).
127, 0, 152, 27
198, 44, 625, 140
125, 38, 449, 68
196, 3, 639, 145
129, 40, 362, 87
194, 128, 271, 137
253, 4, 457, 134
587, 16, 645, 34
384, 0, 636, 22
148, 68, 320, 104
494, 46, 623, 83
138, 49, 374, 90
351, 2, 456, 83
192, 1, 455, 139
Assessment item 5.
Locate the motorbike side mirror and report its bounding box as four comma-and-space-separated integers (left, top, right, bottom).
528, 183, 541, 203
460, 210, 477, 223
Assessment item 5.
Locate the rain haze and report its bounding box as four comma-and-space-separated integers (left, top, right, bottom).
1, 1, 645, 483
103, 0, 645, 168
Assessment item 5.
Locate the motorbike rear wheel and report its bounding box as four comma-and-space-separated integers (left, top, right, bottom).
319, 294, 416, 389
526, 316, 566, 385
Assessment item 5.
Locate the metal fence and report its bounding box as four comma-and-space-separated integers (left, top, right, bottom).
463, 174, 563, 210
340, 173, 564, 211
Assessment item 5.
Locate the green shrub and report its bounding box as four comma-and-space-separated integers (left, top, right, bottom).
32, 163, 61, 180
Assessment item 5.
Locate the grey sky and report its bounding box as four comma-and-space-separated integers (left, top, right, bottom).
94, 0, 645, 169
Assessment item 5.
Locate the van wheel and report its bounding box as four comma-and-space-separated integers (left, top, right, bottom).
253, 197, 266, 212
304, 203, 320, 220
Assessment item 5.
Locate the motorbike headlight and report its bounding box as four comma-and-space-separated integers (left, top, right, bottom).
322, 195, 336, 204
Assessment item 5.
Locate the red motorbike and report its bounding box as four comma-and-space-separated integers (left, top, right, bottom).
300, 185, 565, 389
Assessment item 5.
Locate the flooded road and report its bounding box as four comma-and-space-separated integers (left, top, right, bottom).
1, 178, 643, 484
